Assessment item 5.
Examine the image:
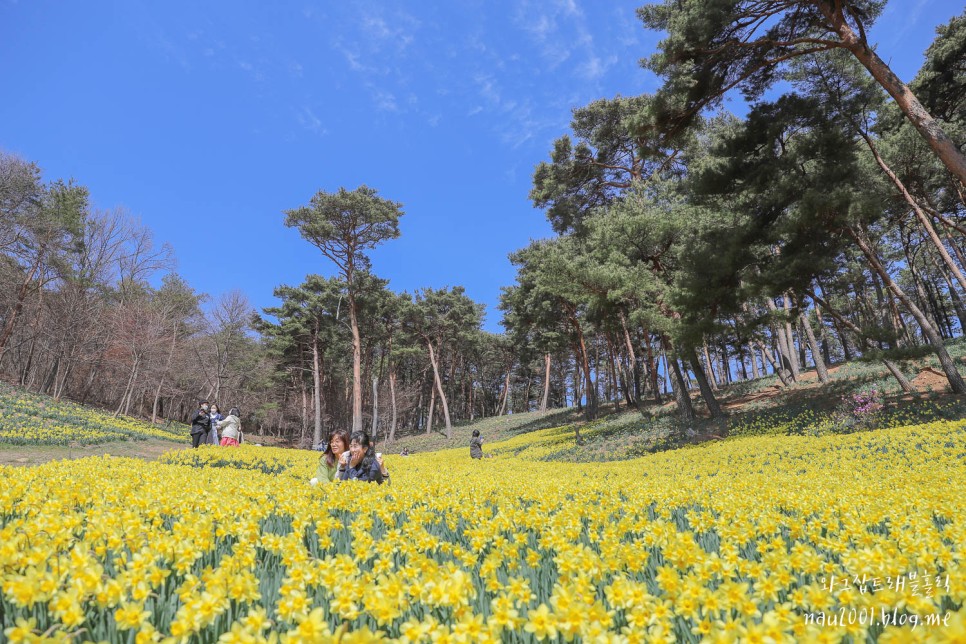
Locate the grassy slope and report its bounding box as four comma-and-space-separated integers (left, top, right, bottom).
0, 438, 185, 466
0, 380, 188, 450
389, 340, 966, 462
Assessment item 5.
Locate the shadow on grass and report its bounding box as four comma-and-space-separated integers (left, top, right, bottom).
537, 353, 966, 462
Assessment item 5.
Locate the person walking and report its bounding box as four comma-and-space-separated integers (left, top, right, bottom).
208, 403, 224, 445
470, 429, 484, 459
189, 401, 211, 448
217, 407, 243, 447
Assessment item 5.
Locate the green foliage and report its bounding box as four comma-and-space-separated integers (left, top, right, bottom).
283, 185, 403, 277
530, 95, 676, 235
909, 10, 966, 125
637, 0, 886, 137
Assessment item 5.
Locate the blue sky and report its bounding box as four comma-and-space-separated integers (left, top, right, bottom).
1, 0, 961, 332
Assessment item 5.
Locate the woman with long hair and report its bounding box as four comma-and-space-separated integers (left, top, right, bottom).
337, 431, 388, 484
312, 430, 350, 485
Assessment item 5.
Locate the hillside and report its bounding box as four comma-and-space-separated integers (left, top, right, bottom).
0, 381, 187, 457
387, 343, 966, 462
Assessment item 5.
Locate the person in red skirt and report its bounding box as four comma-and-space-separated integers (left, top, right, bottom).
217, 407, 243, 446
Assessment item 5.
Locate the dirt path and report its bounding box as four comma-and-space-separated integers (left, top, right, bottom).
0, 438, 187, 467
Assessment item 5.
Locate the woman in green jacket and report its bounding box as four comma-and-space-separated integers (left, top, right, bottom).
312, 430, 350, 485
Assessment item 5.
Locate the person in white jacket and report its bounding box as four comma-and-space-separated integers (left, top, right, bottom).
217, 408, 243, 446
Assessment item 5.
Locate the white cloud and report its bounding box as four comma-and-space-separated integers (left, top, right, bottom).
474, 74, 501, 106
296, 106, 327, 136
577, 54, 617, 80
154, 32, 190, 70
373, 88, 398, 112
335, 43, 380, 74
884, 0, 932, 45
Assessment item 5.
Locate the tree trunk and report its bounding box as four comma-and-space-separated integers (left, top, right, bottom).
299, 373, 308, 442
618, 310, 644, 413
857, 127, 966, 295
0, 250, 45, 361
782, 293, 802, 377
908, 255, 945, 338
371, 377, 379, 438
882, 359, 916, 394
497, 367, 511, 416
522, 375, 532, 413
660, 349, 670, 397
848, 227, 965, 392
808, 289, 917, 394
946, 231, 966, 277
669, 355, 695, 423
152, 325, 179, 423
685, 346, 723, 418
568, 310, 597, 421
924, 271, 954, 338
426, 386, 435, 435
719, 340, 732, 384
831, 314, 854, 361
468, 373, 475, 421
702, 340, 719, 390
573, 356, 582, 410
114, 356, 140, 417
757, 341, 789, 387
40, 355, 59, 396
540, 353, 551, 412
766, 298, 797, 380
425, 339, 453, 437
946, 276, 966, 336
925, 247, 966, 335
812, 301, 833, 366
799, 309, 829, 383
616, 312, 641, 409
312, 334, 323, 446
606, 334, 620, 409
388, 369, 398, 443
642, 328, 662, 404
348, 291, 363, 433
54, 359, 72, 400
662, 336, 695, 421
821, 3, 966, 186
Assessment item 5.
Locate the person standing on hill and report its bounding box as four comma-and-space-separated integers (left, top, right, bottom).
470, 430, 483, 459
217, 407, 243, 447
189, 401, 211, 448
208, 403, 224, 445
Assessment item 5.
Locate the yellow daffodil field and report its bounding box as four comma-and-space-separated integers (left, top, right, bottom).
2, 420, 965, 643
0, 383, 185, 446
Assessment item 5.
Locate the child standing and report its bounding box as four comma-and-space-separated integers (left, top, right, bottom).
217, 408, 243, 446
